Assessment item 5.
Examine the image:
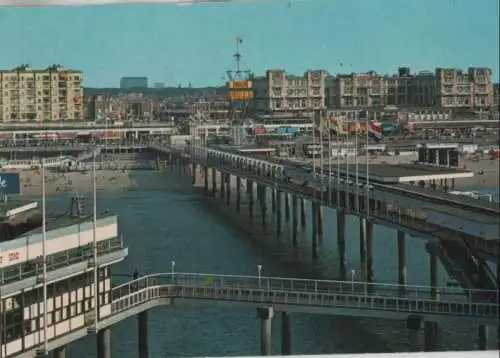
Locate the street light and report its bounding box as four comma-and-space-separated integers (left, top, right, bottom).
351, 269, 356, 291
171, 260, 176, 283
257, 265, 262, 287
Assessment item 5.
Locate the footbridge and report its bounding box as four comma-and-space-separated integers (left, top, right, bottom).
18, 272, 500, 358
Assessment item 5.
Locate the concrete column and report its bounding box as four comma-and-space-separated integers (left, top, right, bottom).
248, 181, 254, 220
97, 328, 111, 358
276, 190, 282, 236
429, 251, 438, 299
236, 176, 241, 213
406, 315, 422, 352
261, 186, 267, 228
316, 203, 323, 238
424, 321, 438, 351
203, 166, 209, 195
220, 172, 225, 201
211, 168, 217, 198
271, 189, 276, 212
311, 202, 318, 259
138, 311, 149, 358
300, 199, 306, 227
53, 346, 66, 358
281, 312, 291, 355
359, 218, 366, 260
397, 230, 407, 292
292, 196, 298, 247
284, 193, 290, 222
337, 211, 346, 278
257, 307, 274, 356
191, 161, 196, 185
225, 174, 231, 206
478, 325, 488, 350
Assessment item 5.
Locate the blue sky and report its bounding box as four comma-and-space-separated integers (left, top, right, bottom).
0, 0, 498, 87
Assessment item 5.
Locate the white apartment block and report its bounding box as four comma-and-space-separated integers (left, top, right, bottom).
253, 69, 327, 113
0, 65, 84, 122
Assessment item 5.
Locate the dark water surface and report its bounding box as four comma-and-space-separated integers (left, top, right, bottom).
36, 170, 496, 357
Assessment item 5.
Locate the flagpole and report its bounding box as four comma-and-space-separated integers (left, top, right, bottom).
345, 119, 350, 211
92, 150, 98, 331
336, 118, 341, 209
328, 113, 332, 204
355, 111, 359, 211
366, 118, 370, 216
41, 159, 48, 354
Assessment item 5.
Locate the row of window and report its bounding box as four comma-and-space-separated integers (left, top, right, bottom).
1, 270, 111, 344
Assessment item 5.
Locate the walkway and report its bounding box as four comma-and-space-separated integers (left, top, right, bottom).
211, 162, 499, 260
110, 272, 499, 324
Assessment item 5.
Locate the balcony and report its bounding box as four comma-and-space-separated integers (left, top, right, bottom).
0, 237, 127, 297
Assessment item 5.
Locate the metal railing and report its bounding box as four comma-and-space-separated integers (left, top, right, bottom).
205, 161, 498, 258
107, 272, 499, 321
0, 237, 124, 285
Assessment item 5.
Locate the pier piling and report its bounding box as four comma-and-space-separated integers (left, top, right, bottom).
424, 321, 438, 351
97, 328, 111, 358
211, 168, 217, 198
292, 196, 298, 247
276, 190, 282, 236
257, 307, 274, 356
397, 230, 407, 292
300, 199, 306, 227
138, 311, 149, 358
284, 194, 290, 222
311, 202, 318, 259
281, 312, 292, 355
53, 346, 66, 358
478, 325, 488, 350
406, 315, 422, 352
336, 211, 346, 278
225, 174, 231, 206
236, 177, 241, 213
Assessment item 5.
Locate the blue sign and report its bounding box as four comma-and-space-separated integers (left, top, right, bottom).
0, 173, 21, 195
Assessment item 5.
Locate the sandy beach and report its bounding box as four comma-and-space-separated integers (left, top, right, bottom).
17, 169, 140, 197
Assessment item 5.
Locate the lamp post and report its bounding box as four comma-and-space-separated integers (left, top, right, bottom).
257, 265, 262, 287
171, 260, 176, 283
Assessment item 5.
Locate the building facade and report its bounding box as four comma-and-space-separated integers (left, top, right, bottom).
435, 67, 493, 109
253, 69, 327, 113
120, 77, 148, 89
0, 65, 83, 122
324, 67, 494, 111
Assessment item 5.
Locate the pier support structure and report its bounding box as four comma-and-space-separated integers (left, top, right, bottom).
424, 321, 439, 351
311, 202, 318, 259
359, 218, 373, 282
397, 230, 407, 291
478, 325, 488, 350
211, 168, 217, 198
406, 315, 422, 352
257, 307, 274, 356
53, 346, 66, 358
97, 328, 111, 358
281, 312, 292, 355
236, 176, 241, 213
276, 190, 282, 236
337, 211, 346, 278
292, 196, 298, 246
138, 310, 149, 358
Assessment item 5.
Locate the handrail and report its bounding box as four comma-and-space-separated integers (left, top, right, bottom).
107, 273, 499, 321
199, 147, 499, 216
111, 272, 499, 305
0, 237, 124, 285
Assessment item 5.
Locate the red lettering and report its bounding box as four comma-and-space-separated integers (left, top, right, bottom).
8, 252, 19, 261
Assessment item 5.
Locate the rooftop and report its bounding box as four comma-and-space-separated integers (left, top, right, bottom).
0, 199, 38, 220
321, 163, 474, 183
25, 212, 115, 236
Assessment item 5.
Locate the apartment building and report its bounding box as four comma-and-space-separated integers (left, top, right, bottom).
435, 67, 493, 109
325, 67, 436, 109
0, 65, 83, 122
325, 67, 494, 110
253, 69, 327, 112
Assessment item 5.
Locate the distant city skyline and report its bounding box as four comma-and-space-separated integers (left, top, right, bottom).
0, 0, 498, 87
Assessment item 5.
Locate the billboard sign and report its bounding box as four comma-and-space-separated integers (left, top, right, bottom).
0, 173, 21, 195
228, 91, 253, 100
228, 80, 252, 89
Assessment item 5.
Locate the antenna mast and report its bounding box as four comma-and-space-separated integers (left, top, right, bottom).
225, 36, 253, 121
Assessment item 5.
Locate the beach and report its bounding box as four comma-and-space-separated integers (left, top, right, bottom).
18, 169, 140, 197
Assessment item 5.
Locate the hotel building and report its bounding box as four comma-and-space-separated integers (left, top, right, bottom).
0, 65, 84, 122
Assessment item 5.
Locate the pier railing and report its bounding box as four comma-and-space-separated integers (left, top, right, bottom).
108, 272, 499, 322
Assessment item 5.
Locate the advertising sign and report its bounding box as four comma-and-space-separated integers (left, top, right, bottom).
228, 91, 254, 100
228, 80, 252, 90
0, 173, 21, 195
